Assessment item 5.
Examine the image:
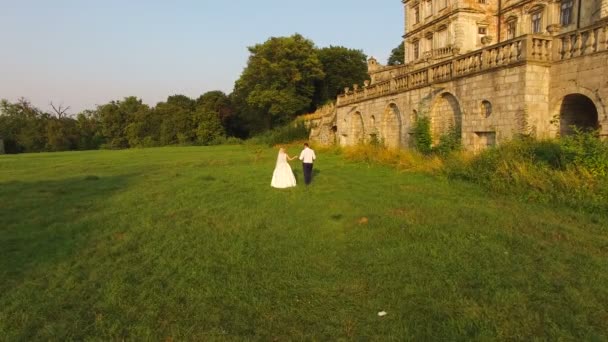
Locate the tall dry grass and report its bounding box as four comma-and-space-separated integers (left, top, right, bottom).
340, 144, 444, 173
339, 137, 608, 213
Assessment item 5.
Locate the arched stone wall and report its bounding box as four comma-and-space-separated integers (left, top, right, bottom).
559, 94, 599, 135
430, 92, 462, 144
551, 84, 607, 137
350, 112, 365, 144
381, 104, 403, 148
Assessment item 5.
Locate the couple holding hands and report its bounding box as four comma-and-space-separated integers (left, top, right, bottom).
271, 143, 316, 189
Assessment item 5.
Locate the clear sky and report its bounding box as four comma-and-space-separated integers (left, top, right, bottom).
0, 0, 403, 113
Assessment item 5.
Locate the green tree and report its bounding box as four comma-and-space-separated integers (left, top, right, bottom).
387, 42, 405, 66
0, 98, 47, 153
233, 34, 325, 132
195, 108, 225, 145
76, 110, 104, 150
98, 97, 149, 149
156, 95, 197, 145
314, 46, 368, 107
45, 117, 80, 151
196, 91, 236, 134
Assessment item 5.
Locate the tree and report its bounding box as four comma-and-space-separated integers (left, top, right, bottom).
0, 98, 47, 153
314, 46, 368, 106
387, 42, 405, 66
233, 34, 325, 133
45, 117, 80, 151
98, 97, 149, 149
148, 95, 198, 145
194, 108, 225, 145
76, 110, 104, 150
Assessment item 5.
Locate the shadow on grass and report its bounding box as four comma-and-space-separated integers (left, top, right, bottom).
0, 175, 132, 291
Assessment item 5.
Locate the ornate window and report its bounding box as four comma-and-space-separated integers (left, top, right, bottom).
531, 11, 543, 33
413, 40, 420, 59
414, 6, 420, 24
435, 28, 448, 48
507, 19, 517, 39
561, 0, 574, 26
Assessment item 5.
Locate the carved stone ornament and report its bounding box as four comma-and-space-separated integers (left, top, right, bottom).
546, 24, 561, 34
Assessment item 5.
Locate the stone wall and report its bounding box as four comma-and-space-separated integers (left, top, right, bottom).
549, 51, 608, 138
335, 60, 554, 151
299, 104, 337, 146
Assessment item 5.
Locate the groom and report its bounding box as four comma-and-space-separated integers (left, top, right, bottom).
299, 143, 316, 186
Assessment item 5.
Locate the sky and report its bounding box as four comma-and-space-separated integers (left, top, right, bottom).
0, 0, 403, 114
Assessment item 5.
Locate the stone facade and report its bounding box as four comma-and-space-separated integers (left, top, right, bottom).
307, 0, 608, 150
299, 104, 337, 146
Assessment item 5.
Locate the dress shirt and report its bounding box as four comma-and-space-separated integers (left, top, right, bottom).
299, 147, 316, 163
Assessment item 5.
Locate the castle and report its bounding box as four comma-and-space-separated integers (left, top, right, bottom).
307, 0, 608, 151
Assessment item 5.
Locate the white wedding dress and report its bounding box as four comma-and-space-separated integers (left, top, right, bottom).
271, 152, 297, 188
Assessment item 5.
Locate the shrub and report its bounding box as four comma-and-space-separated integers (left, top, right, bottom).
560, 129, 608, 177
411, 117, 432, 155
433, 124, 462, 156
248, 122, 310, 146
208, 136, 243, 146
442, 133, 608, 212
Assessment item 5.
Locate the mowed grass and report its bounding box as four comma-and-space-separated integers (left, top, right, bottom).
1, 145, 607, 340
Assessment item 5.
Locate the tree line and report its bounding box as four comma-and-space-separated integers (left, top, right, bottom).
1, 34, 404, 154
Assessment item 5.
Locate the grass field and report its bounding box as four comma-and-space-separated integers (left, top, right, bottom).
1, 145, 607, 340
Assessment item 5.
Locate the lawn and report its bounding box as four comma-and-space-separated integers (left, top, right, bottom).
1, 145, 607, 340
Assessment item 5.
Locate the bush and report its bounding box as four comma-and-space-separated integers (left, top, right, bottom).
560, 129, 608, 177
248, 122, 310, 146
434, 124, 462, 156
411, 117, 432, 155
442, 132, 608, 212
208, 136, 243, 146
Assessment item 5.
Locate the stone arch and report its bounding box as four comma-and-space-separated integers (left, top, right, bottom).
430, 92, 462, 144
559, 94, 599, 136
350, 111, 365, 144
551, 84, 606, 136
369, 115, 378, 141
381, 103, 403, 148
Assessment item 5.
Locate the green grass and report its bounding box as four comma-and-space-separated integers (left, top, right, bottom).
1, 145, 607, 340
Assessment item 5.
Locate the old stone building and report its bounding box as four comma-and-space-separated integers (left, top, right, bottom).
309, 0, 608, 151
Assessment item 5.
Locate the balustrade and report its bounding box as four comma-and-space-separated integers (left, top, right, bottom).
555, 21, 608, 61
336, 28, 608, 106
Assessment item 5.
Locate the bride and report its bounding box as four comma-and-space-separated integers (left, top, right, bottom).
271, 147, 297, 188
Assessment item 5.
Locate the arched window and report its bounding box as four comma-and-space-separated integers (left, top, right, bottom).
411, 109, 418, 123
481, 100, 492, 118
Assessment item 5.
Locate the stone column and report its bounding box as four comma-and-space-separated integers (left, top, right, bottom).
602, 0, 608, 20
